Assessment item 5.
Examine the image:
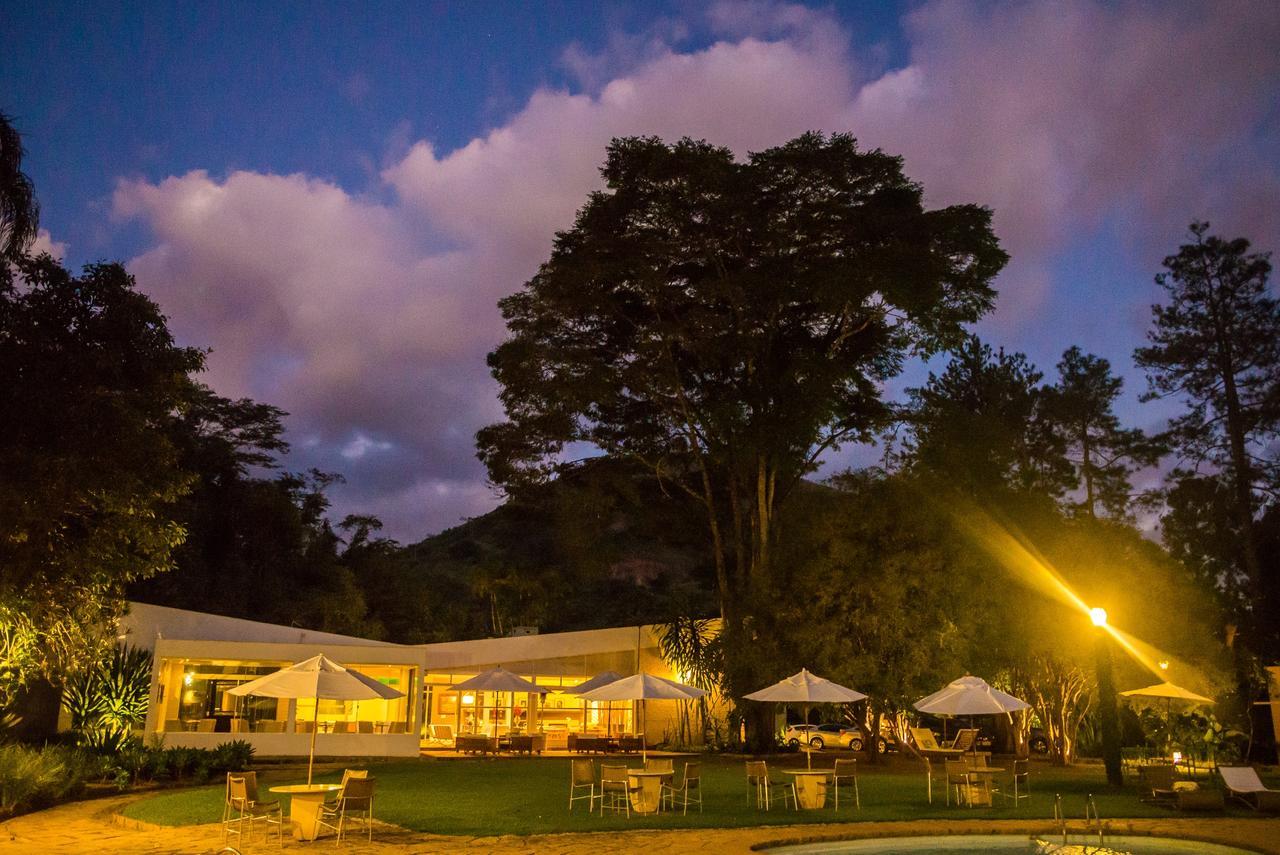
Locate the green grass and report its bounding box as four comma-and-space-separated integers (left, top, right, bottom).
122, 755, 1274, 836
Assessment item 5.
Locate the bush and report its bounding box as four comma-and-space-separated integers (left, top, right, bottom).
212, 740, 255, 774
0, 743, 94, 816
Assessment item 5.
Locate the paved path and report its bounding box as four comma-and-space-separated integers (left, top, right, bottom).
2, 794, 1278, 854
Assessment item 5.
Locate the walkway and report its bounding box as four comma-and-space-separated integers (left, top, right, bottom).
2, 794, 1278, 854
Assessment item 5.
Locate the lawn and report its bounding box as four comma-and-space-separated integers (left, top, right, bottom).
122, 754, 1272, 837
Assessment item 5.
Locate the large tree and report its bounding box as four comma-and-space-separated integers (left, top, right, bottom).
477, 133, 1006, 747
1135, 222, 1280, 601
1042, 346, 1159, 518
0, 254, 202, 702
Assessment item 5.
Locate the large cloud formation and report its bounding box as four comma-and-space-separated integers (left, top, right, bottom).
111, 1, 1280, 540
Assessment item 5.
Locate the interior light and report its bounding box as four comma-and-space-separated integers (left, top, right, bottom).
1089, 607, 1108, 627
462, 693, 476, 705
183, 673, 193, 686
1158, 660, 1169, 671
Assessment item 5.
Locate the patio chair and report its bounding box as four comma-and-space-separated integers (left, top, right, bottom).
333, 721, 352, 734
198, 718, 217, 733
945, 759, 972, 807
230, 718, 249, 734
600, 764, 637, 817
317, 775, 376, 843
1004, 759, 1030, 807
832, 758, 859, 810
745, 761, 795, 811
386, 721, 407, 734
357, 720, 374, 734
164, 719, 185, 732
1219, 766, 1280, 813
1138, 764, 1177, 805
296, 720, 315, 734
569, 758, 599, 812
256, 720, 285, 733
427, 723, 453, 745
644, 757, 674, 787
223, 773, 283, 847
661, 761, 702, 815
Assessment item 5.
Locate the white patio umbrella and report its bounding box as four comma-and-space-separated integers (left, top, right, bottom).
227, 654, 403, 785
1121, 681, 1213, 754
577, 672, 706, 761
745, 669, 868, 768
561, 671, 624, 734
450, 667, 551, 736
913, 675, 1029, 742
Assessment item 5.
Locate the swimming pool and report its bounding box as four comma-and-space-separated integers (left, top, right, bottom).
770, 834, 1260, 854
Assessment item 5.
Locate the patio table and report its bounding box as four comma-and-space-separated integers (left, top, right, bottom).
626, 770, 668, 814
270, 783, 340, 841
781, 769, 832, 809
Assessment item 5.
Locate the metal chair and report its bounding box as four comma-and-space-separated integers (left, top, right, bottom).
661, 761, 702, 814
600, 764, 636, 816
944, 759, 972, 807
832, 758, 859, 810
223, 773, 283, 847
746, 761, 795, 810
1004, 758, 1030, 807
317, 775, 376, 844
569, 758, 599, 812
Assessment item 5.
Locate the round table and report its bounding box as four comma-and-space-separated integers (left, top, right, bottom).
269, 784, 340, 840
962, 767, 1004, 807
626, 770, 669, 814
781, 769, 832, 809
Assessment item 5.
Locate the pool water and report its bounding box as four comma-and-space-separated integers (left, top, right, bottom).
772, 835, 1259, 854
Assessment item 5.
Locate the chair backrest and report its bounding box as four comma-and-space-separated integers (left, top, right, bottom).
340, 768, 369, 792
227, 774, 249, 806
357, 720, 374, 734
833, 758, 857, 779
571, 758, 596, 786
238, 770, 261, 801
1142, 764, 1177, 791
1219, 766, 1264, 794
165, 719, 184, 732
198, 718, 217, 732
945, 759, 969, 780
230, 718, 249, 733
645, 758, 673, 773
1013, 759, 1029, 778
387, 721, 407, 734
296, 720, 314, 734
682, 761, 701, 787
910, 727, 940, 751
746, 760, 767, 784
601, 764, 629, 784
340, 776, 376, 810
951, 729, 978, 752
333, 721, 351, 734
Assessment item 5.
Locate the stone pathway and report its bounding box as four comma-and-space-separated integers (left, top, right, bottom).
2, 794, 1278, 855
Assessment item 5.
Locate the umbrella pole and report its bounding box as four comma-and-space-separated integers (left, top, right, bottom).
641, 700, 646, 763
308, 695, 319, 786
805, 704, 811, 769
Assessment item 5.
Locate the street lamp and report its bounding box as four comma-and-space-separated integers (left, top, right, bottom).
1091, 605, 1123, 787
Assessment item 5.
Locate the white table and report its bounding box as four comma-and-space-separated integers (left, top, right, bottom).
270, 784, 341, 840
626, 770, 669, 814
780, 769, 832, 809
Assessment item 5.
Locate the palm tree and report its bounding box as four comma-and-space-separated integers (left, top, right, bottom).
1, 112, 39, 260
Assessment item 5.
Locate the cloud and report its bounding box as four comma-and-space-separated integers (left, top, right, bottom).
30, 228, 67, 260
112, 1, 1280, 540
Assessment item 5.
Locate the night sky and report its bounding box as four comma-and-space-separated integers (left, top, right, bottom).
4, 1, 1278, 540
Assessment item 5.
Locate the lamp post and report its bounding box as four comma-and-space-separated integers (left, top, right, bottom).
1090, 607, 1123, 787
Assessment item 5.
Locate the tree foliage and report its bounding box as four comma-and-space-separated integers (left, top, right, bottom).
478, 133, 1006, 746
0, 113, 38, 260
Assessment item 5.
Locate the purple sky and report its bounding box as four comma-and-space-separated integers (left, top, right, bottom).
5, 1, 1279, 541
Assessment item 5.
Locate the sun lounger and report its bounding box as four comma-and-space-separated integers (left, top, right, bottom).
1219, 766, 1280, 813
1139, 764, 1178, 805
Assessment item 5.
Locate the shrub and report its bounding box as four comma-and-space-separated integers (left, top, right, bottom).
212, 740, 255, 773
0, 743, 94, 816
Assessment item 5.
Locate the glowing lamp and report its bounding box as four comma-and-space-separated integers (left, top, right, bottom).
1159, 660, 1169, 671
1089, 607, 1108, 627
183, 673, 193, 686
462, 693, 476, 705
1172, 751, 1182, 765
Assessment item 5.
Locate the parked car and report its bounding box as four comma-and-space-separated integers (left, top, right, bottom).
914, 714, 1051, 755
784, 723, 896, 752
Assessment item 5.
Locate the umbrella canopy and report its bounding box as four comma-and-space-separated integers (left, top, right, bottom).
913, 675, 1030, 716
745, 669, 867, 704
576, 672, 706, 702
577, 673, 706, 761
1120, 681, 1213, 703
227, 654, 403, 785
228, 654, 402, 702
450, 666, 551, 695
561, 670, 625, 695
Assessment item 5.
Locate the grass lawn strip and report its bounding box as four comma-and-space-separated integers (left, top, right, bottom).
121, 756, 1279, 836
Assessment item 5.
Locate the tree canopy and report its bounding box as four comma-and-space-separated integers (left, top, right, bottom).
478, 132, 1006, 747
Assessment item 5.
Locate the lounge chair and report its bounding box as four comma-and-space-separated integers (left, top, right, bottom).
1138, 764, 1177, 805
947, 728, 979, 753
1219, 766, 1280, 813
427, 723, 453, 745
